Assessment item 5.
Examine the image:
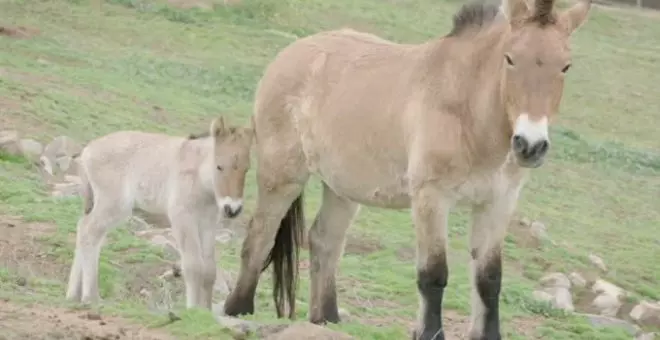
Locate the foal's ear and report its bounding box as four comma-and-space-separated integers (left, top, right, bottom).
210, 116, 227, 139
558, 0, 592, 35
501, 0, 531, 23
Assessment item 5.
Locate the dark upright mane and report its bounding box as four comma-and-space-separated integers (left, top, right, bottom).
447, 0, 501, 37
188, 131, 210, 140
529, 0, 557, 26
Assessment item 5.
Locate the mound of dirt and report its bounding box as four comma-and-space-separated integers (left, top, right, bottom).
0, 300, 175, 340
0, 25, 39, 39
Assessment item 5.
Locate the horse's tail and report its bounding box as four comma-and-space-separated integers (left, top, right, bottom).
263, 193, 305, 319
77, 153, 94, 215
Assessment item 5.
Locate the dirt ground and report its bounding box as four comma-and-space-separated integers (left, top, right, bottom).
0, 300, 176, 340
0, 215, 178, 339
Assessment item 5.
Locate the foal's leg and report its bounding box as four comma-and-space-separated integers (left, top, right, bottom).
467, 191, 519, 340
76, 201, 131, 304
308, 183, 360, 324
170, 210, 214, 309
66, 216, 88, 301
411, 185, 452, 340
198, 213, 219, 309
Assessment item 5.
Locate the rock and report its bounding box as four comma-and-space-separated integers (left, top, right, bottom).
18, 138, 43, 162
551, 287, 575, 312
263, 322, 355, 340
0, 130, 21, 155
539, 272, 571, 289
630, 301, 660, 327
149, 234, 179, 258
592, 293, 622, 317
592, 279, 624, 299
51, 182, 80, 198
580, 313, 640, 336
532, 290, 554, 303
529, 220, 549, 241
215, 229, 234, 244
636, 332, 658, 340
588, 254, 607, 272
568, 272, 587, 289
41, 136, 82, 177
214, 314, 258, 339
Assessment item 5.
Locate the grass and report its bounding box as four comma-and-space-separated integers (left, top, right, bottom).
0, 0, 659, 339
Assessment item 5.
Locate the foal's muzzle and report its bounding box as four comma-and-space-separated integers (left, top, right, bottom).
224, 204, 243, 219
512, 134, 550, 168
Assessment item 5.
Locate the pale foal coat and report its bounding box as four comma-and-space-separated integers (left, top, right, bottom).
65, 117, 253, 310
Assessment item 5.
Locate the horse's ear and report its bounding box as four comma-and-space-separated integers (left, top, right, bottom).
558, 0, 591, 34
210, 116, 226, 139
501, 0, 531, 23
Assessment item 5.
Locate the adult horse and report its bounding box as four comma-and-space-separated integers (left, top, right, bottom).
224, 0, 592, 339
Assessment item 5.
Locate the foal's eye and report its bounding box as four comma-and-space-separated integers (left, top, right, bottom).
216, 166, 224, 171
504, 54, 514, 67
561, 64, 572, 73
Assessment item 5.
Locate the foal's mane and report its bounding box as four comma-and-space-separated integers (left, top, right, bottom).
187, 127, 240, 140
447, 0, 559, 37
447, 0, 501, 37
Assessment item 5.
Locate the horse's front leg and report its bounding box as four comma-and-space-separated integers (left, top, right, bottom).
468, 187, 521, 340
411, 184, 452, 340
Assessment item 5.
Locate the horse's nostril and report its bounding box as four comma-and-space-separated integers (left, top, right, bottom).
512, 134, 527, 153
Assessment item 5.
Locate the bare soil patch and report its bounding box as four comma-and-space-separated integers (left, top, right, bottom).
0, 215, 69, 282
0, 25, 39, 39
0, 300, 176, 340
343, 232, 384, 255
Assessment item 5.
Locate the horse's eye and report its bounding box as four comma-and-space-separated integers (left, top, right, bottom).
217, 166, 224, 171
505, 54, 514, 66
561, 64, 572, 73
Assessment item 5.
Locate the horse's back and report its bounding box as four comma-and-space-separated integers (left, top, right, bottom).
254, 29, 421, 208
82, 131, 184, 212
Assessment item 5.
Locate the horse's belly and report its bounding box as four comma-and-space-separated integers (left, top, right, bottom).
316, 158, 411, 209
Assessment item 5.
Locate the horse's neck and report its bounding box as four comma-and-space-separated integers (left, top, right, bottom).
423, 25, 513, 167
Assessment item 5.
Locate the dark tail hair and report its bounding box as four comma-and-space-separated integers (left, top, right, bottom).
262, 193, 305, 319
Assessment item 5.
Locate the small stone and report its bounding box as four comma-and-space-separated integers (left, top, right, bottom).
592, 279, 624, 299
18, 138, 43, 162
215, 315, 258, 339
85, 312, 102, 321
636, 332, 657, 340
0, 130, 21, 155
551, 287, 575, 312
568, 272, 587, 289
630, 301, 660, 328
15, 277, 27, 286
539, 272, 571, 289
581, 313, 640, 336
532, 290, 554, 303
263, 322, 354, 340
592, 293, 622, 317
139, 288, 150, 297
338, 307, 351, 320
588, 254, 607, 272
529, 220, 548, 241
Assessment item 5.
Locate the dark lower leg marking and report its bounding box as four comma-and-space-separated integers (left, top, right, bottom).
310, 280, 339, 324
223, 281, 257, 316
416, 253, 448, 340
475, 252, 502, 340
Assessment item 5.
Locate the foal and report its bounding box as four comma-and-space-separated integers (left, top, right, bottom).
65, 116, 254, 309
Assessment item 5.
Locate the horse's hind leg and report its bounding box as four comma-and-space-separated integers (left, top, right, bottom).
66, 216, 87, 301
308, 183, 359, 324
224, 179, 307, 317
467, 190, 520, 340
76, 199, 131, 304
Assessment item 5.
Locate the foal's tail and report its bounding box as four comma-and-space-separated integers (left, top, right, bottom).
77, 154, 94, 215
263, 193, 305, 319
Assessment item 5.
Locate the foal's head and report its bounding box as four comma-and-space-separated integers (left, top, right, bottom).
500, 0, 591, 168
208, 116, 254, 219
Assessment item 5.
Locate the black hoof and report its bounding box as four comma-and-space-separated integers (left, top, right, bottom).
223, 296, 255, 316
413, 328, 445, 340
